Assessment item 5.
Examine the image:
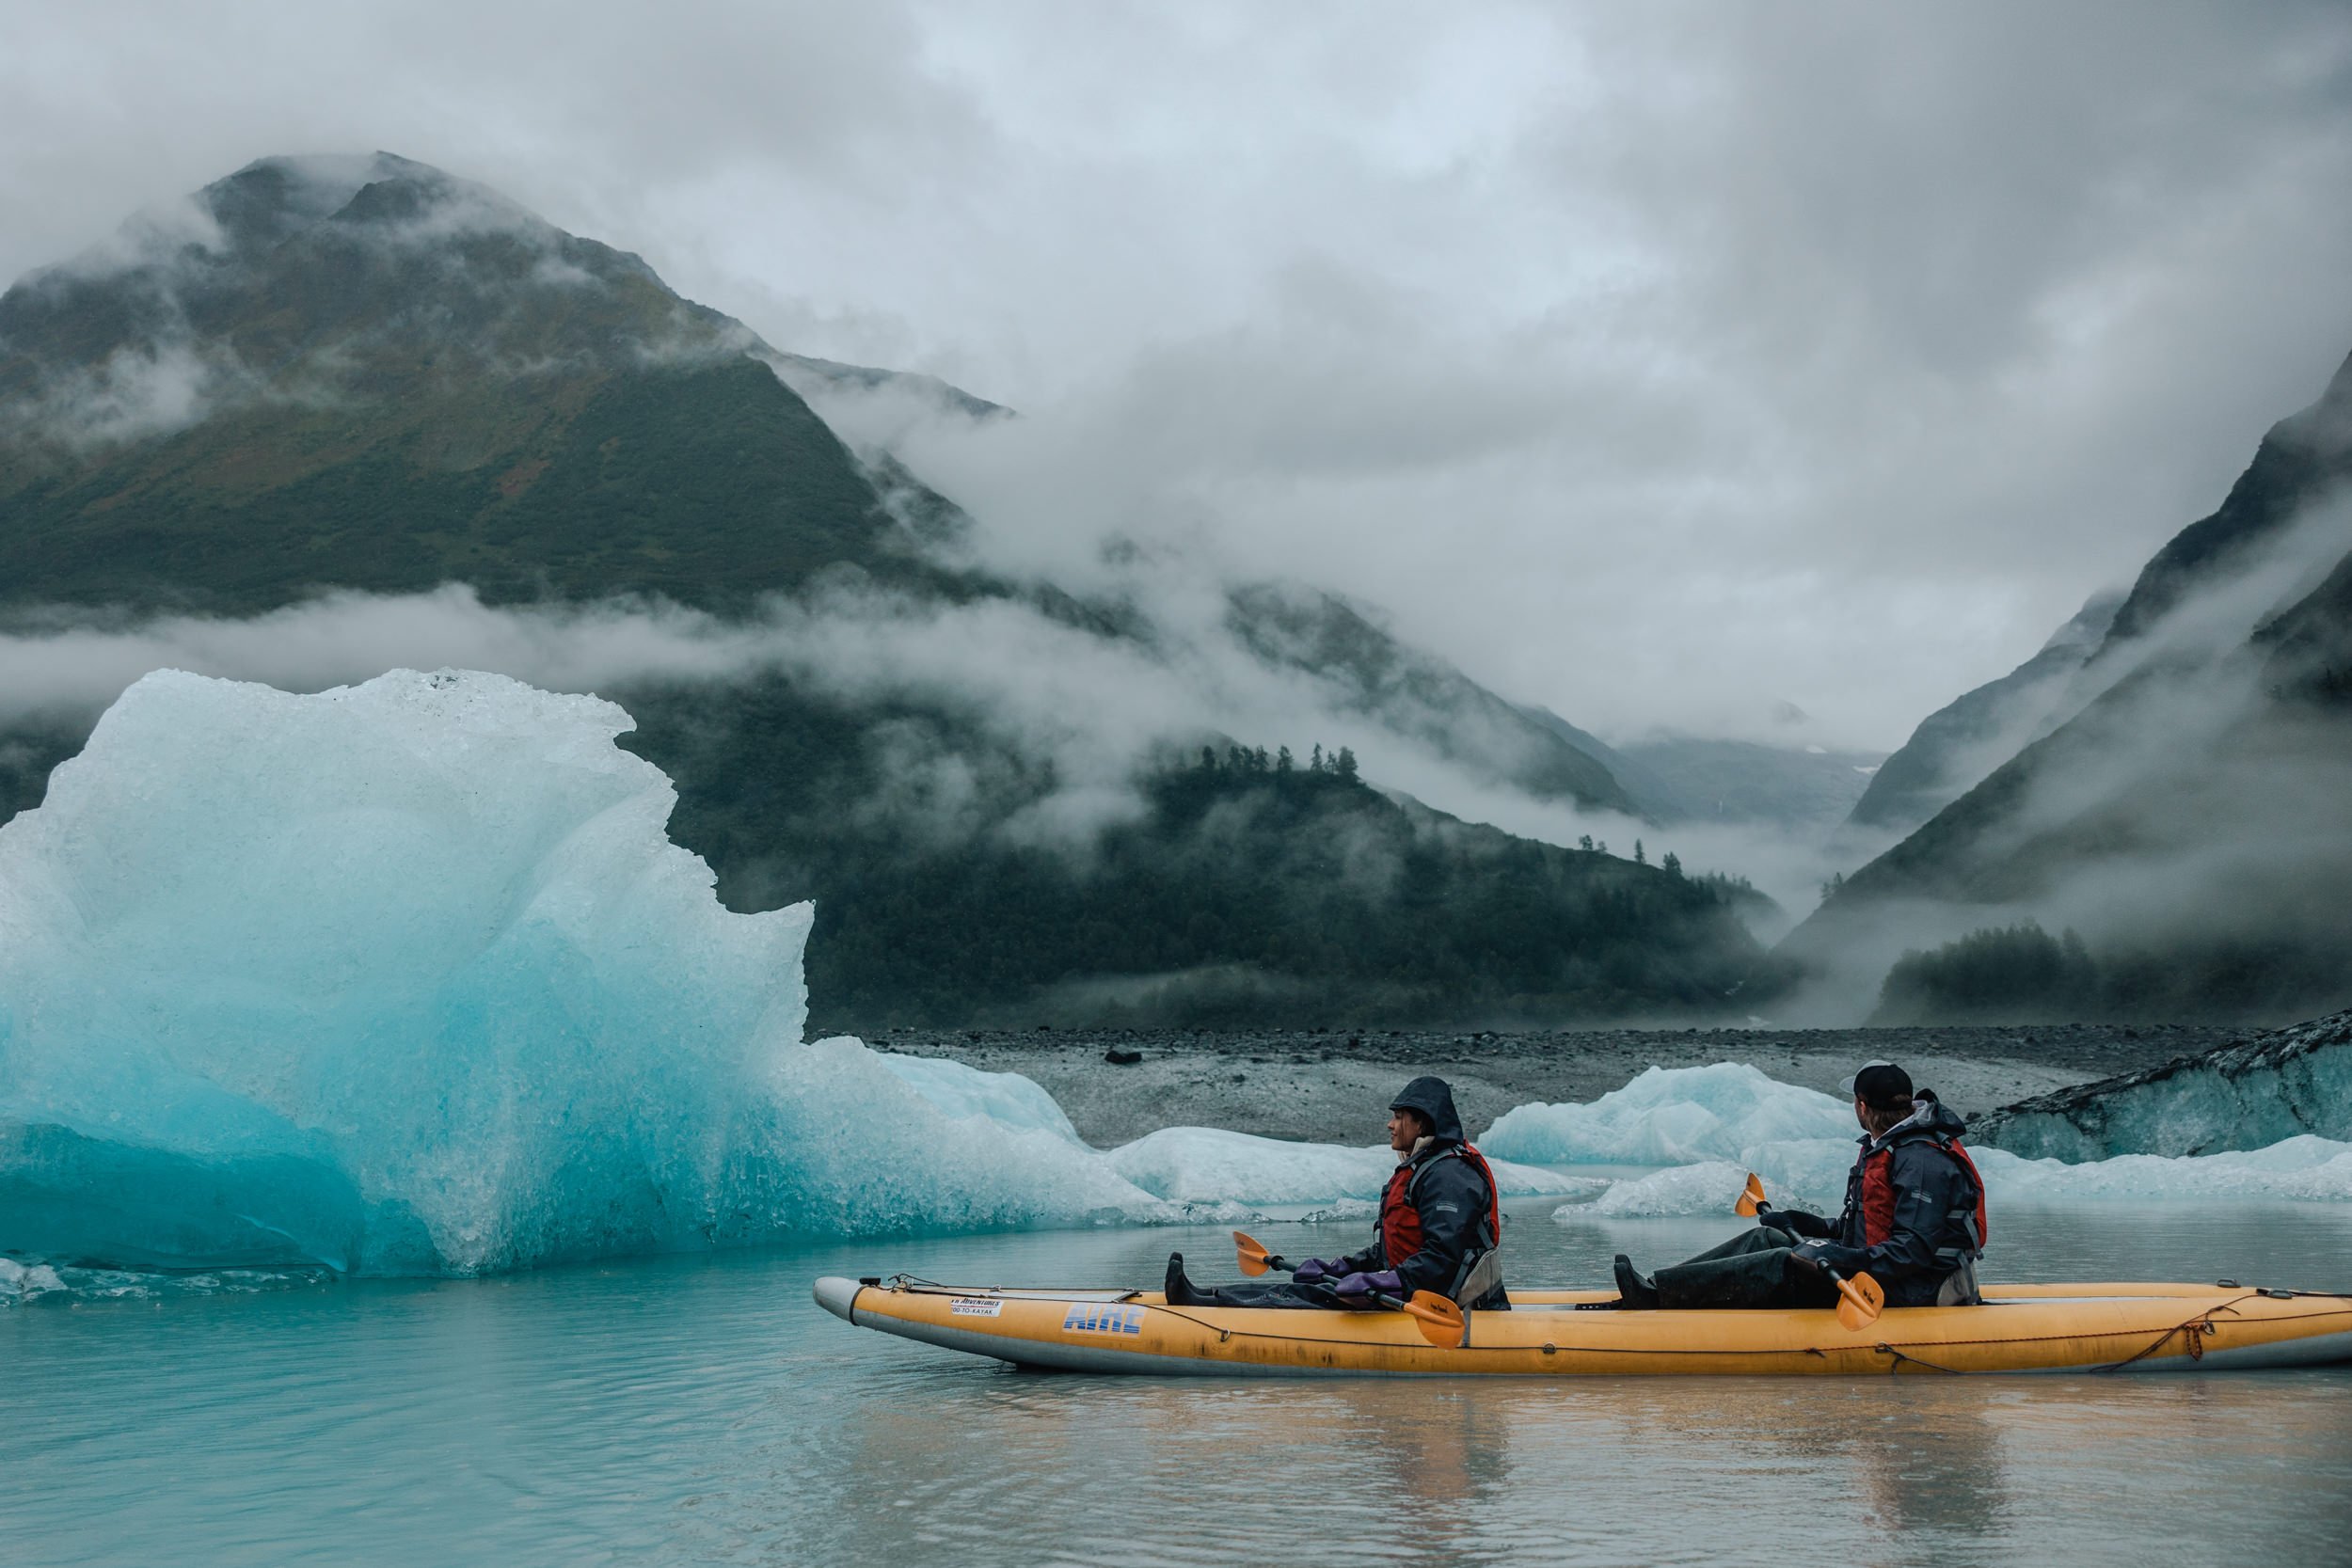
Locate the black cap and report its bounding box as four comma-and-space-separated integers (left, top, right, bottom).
1850, 1062, 1914, 1109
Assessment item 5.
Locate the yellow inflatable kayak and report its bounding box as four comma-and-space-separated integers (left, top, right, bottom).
814, 1275, 2352, 1376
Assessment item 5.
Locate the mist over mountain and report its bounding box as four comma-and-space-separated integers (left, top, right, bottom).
0, 153, 1765, 1027
1838, 589, 2121, 847
1787, 350, 2352, 1023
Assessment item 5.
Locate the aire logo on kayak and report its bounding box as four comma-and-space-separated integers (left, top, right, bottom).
1062, 1303, 1145, 1336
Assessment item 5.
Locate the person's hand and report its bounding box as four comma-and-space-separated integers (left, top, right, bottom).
1794, 1241, 1867, 1275
1336, 1269, 1404, 1298
1291, 1258, 1336, 1285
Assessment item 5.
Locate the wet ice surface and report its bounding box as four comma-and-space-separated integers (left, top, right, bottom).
8, 1206, 2348, 1568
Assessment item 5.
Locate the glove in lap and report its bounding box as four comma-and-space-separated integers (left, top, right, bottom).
1336, 1269, 1405, 1297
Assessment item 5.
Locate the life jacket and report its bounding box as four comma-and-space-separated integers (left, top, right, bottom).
1853, 1117, 1989, 1307
1378, 1141, 1503, 1273
1860, 1131, 1988, 1251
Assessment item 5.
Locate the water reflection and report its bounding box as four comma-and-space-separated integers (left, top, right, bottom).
4, 1208, 2350, 1567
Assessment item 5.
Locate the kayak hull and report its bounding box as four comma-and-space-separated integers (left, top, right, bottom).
814, 1276, 2352, 1377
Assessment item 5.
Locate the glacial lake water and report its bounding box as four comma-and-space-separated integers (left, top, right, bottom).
7, 1203, 2350, 1567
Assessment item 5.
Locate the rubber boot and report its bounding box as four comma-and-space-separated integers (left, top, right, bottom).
1165, 1252, 1208, 1307
1611, 1254, 1661, 1310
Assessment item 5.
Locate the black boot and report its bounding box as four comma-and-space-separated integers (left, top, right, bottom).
1612, 1254, 1661, 1310
1165, 1252, 1209, 1307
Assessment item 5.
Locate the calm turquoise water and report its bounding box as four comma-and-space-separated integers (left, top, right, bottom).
7, 1205, 2349, 1567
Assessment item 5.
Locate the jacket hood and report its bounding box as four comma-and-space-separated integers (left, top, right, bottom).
1870, 1091, 1968, 1149
1390, 1075, 1465, 1144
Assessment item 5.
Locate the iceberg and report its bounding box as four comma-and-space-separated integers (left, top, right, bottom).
1520, 1057, 2352, 1222
1107, 1126, 1583, 1207
1481, 1063, 1856, 1164
1555, 1133, 2352, 1221
0, 669, 1598, 1283
1971, 1011, 2352, 1161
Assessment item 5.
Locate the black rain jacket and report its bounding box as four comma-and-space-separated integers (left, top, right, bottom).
1772, 1097, 1985, 1308
1334, 1076, 1509, 1309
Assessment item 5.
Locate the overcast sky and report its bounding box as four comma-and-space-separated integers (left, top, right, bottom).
7, 1, 2351, 748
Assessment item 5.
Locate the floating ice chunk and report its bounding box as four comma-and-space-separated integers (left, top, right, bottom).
874, 1050, 1085, 1144
1108, 1128, 1583, 1207
1483, 1064, 1855, 1164
0, 1257, 67, 1306
0, 670, 1182, 1275
1975, 1136, 2352, 1204
1553, 1140, 1856, 1221
1553, 1133, 2352, 1222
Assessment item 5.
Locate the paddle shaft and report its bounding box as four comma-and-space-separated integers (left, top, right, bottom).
1741, 1174, 1882, 1327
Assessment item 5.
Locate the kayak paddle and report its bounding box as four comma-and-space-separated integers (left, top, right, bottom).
1232, 1230, 1466, 1346
1232, 1229, 1286, 1277
1826, 1266, 1885, 1331
1735, 1171, 1767, 1217
1382, 1290, 1468, 1348
1738, 1172, 1885, 1330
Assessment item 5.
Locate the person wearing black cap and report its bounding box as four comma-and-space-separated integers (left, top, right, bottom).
1164, 1075, 1510, 1311
1603, 1061, 1989, 1311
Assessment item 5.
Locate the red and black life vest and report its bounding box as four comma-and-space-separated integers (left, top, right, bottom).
1859, 1132, 1989, 1255
1378, 1141, 1503, 1269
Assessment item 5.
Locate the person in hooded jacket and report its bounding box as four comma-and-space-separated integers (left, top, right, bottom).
1604, 1062, 1988, 1311
1164, 1075, 1510, 1312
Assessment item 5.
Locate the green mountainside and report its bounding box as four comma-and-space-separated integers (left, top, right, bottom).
0, 153, 946, 611
0, 153, 1769, 1025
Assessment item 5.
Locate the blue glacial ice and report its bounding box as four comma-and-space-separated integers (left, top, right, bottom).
1520, 1063, 2352, 1221
0, 669, 1573, 1281
1482, 1063, 1857, 1164
1106, 1126, 1580, 1207
1971, 1011, 2352, 1159
1563, 1137, 2352, 1220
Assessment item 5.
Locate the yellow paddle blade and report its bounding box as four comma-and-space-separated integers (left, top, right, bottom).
1232, 1229, 1274, 1278
1836, 1271, 1885, 1332
1735, 1171, 1767, 1218
1406, 1290, 1468, 1349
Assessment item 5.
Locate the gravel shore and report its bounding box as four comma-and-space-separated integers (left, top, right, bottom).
868, 1022, 2244, 1147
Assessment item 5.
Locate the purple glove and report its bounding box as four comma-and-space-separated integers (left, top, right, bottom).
1335, 1269, 1404, 1298
1291, 1258, 1337, 1285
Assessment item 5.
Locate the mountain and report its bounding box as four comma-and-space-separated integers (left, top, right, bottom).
1783, 349, 2352, 1022
1838, 590, 2120, 846
0, 152, 1770, 1026
1514, 707, 1883, 839
1613, 736, 1884, 838
0, 154, 968, 612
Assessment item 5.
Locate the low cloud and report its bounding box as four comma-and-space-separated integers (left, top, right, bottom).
0, 577, 1843, 914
